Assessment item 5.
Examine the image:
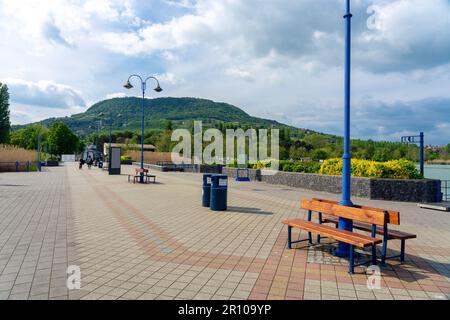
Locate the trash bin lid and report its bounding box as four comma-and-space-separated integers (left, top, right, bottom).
211, 174, 228, 187
203, 174, 213, 185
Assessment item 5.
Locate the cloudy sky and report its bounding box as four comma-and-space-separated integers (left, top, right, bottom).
0, 0, 449, 145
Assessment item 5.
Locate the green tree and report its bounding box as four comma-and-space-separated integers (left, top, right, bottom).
312, 149, 328, 161
165, 120, 173, 131
157, 123, 173, 152
0, 82, 11, 143
279, 128, 292, 159
47, 122, 80, 157
9, 125, 47, 150
305, 133, 328, 149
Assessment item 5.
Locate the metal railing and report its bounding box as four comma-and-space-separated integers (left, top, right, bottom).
442, 180, 450, 201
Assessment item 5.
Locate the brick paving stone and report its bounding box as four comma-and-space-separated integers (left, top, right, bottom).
1, 164, 449, 300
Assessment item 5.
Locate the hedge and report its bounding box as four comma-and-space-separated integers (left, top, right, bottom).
319, 158, 422, 179
228, 158, 422, 180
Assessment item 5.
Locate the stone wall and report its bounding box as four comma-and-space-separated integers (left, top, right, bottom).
222, 167, 442, 203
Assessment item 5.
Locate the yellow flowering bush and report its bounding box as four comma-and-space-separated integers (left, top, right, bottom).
251, 159, 278, 170
319, 158, 342, 176
319, 158, 421, 179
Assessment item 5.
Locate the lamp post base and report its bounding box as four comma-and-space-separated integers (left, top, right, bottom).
335, 199, 354, 257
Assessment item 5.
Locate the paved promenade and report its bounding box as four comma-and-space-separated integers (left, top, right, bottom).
0, 163, 449, 300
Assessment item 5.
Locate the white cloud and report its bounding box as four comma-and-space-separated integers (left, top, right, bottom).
225, 67, 254, 82
105, 92, 127, 99
163, 0, 196, 9
1, 0, 450, 144
357, 0, 450, 71
1, 78, 85, 109
155, 72, 184, 85
98, 0, 450, 73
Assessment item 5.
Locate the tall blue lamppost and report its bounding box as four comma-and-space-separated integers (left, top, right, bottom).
90, 120, 102, 161
336, 0, 354, 257
123, 75, 163, 183
37, 127, 42, 172
96, 120, 101, 161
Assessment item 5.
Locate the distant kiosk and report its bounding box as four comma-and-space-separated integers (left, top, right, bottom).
109, 147, 121, 175
236, 154, 250, 182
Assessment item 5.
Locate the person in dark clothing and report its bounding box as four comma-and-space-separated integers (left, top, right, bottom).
79, 158, 85, 169
86, 156, 93, 169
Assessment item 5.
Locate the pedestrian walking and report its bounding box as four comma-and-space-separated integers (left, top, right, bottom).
87, 156, 93, 169
79, 158, 85, 169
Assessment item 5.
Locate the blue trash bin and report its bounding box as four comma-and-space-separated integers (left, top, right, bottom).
210, 175, 228, 211
202, 174, 213, 207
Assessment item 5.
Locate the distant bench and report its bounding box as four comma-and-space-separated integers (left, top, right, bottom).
128, 168, 156, 184
0, 161, 32, 172
312, 198, 416, 264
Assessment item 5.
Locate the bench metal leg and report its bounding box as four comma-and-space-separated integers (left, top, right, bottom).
371, 245, 377, 265
306, 210, 313, 244
349, 245, 355, 274
308, 232, 313, 244
287, 226, 292, 249
381, 224, 388, 266
381, 240, 388, 266
317, 212, 323, 244
400, 239, 405, 263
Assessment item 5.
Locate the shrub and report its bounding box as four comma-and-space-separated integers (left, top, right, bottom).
0, 144, 37, 162
249, 159, 278, 170
319, 158, 421, 179
0, 145, 38, 172
120, 155, 132, 161
280, 160, 321, 173
312, 149, 328, 161
383, 159, 422, 179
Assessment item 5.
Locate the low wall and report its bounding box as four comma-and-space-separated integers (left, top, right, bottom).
222, 167, 442, 203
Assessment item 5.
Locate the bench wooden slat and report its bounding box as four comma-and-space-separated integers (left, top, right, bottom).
301, 199, 387, 226
312, 198, 400, 225
282, 219, 382, 248
321, 216, 417, 240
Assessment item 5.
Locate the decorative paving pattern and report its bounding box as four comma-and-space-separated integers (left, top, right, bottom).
1, 163, 450, 300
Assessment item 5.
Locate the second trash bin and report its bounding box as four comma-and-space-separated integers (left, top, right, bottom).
210, 175, 228, 211
202, 174, 213, 207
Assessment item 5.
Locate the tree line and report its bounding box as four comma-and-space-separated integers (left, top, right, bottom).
0, 83, 82, 158
84, 122, 450, 163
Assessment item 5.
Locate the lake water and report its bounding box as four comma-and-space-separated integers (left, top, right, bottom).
423, 165, 450, 201
423, 165, 450, 181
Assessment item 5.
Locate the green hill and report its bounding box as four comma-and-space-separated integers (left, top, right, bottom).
14, 97, 308, 137
11, 96, 436, 162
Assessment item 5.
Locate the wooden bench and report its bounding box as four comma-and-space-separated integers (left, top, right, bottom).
128, 168, 156, 184
283, 200, 385, 274
312, 198, 416, 264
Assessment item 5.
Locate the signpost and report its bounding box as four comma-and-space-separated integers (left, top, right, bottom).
401, 132, 425, 177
